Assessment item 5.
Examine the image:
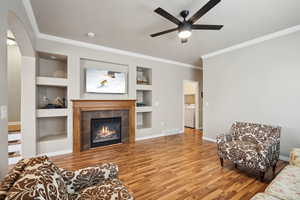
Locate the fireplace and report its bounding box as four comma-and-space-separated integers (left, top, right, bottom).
90, 117, 122, 148
72, 100, 135, 153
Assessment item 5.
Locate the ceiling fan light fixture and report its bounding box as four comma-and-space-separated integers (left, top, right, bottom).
178, 30, 192, 39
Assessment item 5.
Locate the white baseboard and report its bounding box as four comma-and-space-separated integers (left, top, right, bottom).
38, 149, 72, 157
203, 136, 216, 143
136, 129, 183, 141
279, 155, 289, 162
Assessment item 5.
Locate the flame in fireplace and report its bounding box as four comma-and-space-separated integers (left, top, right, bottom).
98, 126, 116, 137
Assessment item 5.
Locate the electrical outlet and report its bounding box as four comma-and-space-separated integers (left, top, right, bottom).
0, 105, 7, 120
161, 121, 165, 126
154, 101, 159, 107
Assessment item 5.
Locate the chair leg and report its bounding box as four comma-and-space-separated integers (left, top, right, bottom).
220, 158, 224, 167
260, 171, 265, 181
272, 162, 277, 175
234, 163, 238, 169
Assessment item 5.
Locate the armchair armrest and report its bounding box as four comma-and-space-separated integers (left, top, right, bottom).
216, 134, 233, 145
257, 140, 280, 166
289, 148, 300, 167
60, 163, 118, 193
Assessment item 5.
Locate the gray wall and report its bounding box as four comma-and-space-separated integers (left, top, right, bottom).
203, 31, 300, 157
36, 38, 203, 141
7, 45, 21, 122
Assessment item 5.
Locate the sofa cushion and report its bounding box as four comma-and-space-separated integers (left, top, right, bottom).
35, 161, 68, 200
4, 156, 49, 200
251, 193, 281, 200
265, 165, 300, 200
0, 159, 28, 200
69, 179, 133, 200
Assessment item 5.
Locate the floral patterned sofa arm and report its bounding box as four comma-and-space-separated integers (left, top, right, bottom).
60, 163, 119, 193
216, 134, 233, 145
289, 148, 300, 167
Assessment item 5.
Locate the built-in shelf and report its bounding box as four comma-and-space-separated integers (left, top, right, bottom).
37, 109, 68, 118
39, 134, 67, 142
136, 66, 153, 135
136, 84, 152, 91
37, 85, 68, 109
36, 76, 68, 87
136, 106, 152, 113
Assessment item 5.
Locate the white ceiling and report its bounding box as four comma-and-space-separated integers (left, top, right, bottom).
30, 0, 300, 66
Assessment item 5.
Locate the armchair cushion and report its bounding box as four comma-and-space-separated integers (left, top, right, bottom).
216, 122, 281, 172
60, 163, 118, 194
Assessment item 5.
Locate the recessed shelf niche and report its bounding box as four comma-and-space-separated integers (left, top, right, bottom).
37, 52, 68, 78
37, 116, 67, 142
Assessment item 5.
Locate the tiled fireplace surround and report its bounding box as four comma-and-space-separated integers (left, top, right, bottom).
81, 110, 129, 150
72, 100, 136, 153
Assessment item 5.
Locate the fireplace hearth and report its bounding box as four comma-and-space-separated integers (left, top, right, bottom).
91, 117, 122, 148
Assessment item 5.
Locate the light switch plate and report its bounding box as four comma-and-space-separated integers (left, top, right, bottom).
0, 105, 7, 120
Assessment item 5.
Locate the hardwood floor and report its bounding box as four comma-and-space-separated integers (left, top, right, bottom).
51, 128, 286, 200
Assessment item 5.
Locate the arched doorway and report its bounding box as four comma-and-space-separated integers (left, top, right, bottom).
6, 11, 36, 162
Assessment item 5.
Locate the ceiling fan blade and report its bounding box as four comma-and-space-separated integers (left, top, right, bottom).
150, 28, 178, 37
154, 8, 182, 25
188, 0, 221, 24
192, 24, 223, 30
181, 38, 188, 43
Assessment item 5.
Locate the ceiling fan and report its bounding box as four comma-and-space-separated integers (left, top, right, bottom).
150, 0, 223, 43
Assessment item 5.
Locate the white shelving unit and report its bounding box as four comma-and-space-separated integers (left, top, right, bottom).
136, 66, 153, 136
136, 106, 152, 113
36, 52, 69, 154
36, 77, 68, 87
37, 108, 68, 118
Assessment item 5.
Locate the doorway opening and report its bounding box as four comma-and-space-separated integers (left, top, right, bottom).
7, 30, 22, 165
183, 80, 201, 131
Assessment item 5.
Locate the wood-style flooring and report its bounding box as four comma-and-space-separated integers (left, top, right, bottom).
51, 128, 287, 200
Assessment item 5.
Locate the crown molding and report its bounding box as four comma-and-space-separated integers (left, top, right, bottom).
22, 0, 202, 70
22, 0, 39, 35
202, 25, 300, 59
38, 33, 202, 70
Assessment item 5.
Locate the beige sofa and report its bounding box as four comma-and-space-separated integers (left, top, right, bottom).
251, 148, 300, 200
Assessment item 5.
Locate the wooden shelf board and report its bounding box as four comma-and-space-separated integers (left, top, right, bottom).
8, 124, 21, 132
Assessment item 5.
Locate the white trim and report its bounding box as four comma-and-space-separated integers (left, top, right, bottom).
203, 136, 216, 143
202, 25, 300, 59
136, 130, 183, 141
22, 0, 39, 35
38, 149, 72, 157
38, 33, 202, 69
22, 0, 202, 70
279, 155, 289, 162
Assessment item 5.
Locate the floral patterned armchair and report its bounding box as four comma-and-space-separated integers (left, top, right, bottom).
0, 156, 134, 200
216, 122, 281, 180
